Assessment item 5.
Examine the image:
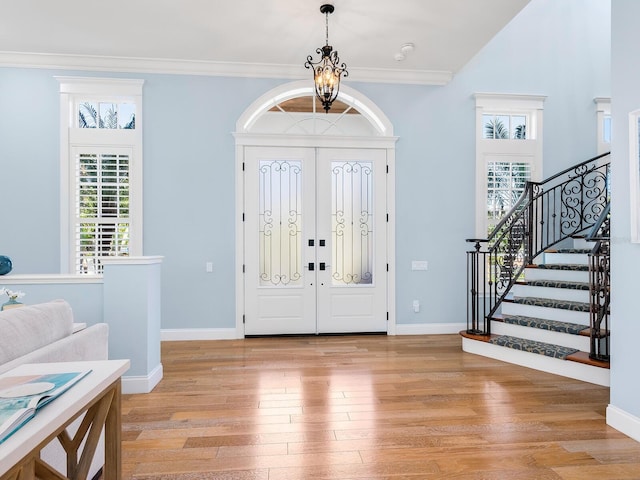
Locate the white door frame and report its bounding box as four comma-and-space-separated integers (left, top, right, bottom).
234, 81, 397, 338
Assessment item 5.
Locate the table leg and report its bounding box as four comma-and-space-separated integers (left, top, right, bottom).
2, 456, 35, 480
104, 380, 122, 480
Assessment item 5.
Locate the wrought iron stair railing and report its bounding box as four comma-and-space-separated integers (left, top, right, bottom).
587, 202, 610, 361
466, 152, 611, 356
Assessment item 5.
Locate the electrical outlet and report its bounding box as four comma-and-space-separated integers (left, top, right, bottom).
206, 262, 213, 273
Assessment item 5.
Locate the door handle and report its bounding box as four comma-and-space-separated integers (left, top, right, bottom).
307, 262, 315, 271
319, 262, 330, 271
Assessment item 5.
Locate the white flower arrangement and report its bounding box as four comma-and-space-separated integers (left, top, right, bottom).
0, 288, 25, 301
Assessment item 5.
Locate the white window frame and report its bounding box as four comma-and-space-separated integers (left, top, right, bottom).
57, 77, 144, 273
474, 93, 546, 238
595, 97, 611, 155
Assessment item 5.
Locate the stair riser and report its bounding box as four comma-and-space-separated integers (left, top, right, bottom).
544, 252, 589, 265
491, 321, 590, 351
462, 337, 609, 386
524, 268, 589, 283
572, 238, 594, 250
512, 285, 589, 303
502, 302, 590, 324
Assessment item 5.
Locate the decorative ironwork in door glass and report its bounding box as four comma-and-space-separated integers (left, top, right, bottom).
259, 160, 303, 286
332, 161, 373, 285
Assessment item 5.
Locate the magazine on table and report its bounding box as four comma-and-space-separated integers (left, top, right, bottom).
0, 370, 91, 444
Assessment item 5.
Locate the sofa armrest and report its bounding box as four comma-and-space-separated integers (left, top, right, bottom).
0, 323, 109, 375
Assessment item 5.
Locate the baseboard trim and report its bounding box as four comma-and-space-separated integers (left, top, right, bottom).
607, 404, 640, 442
161, 328, 238, 341
161, 325, 465, 339
122, 363, 163, 394
395, 323, 467, 335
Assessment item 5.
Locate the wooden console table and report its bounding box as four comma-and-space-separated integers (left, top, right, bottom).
0, 359, 130, 480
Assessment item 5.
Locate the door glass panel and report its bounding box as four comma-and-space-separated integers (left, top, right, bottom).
259, 160, 303, 286
331, 161, 373, 285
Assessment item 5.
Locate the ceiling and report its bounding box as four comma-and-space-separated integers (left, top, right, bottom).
0, 0, 530, 85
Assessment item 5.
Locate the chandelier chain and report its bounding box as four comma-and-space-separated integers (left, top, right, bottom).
325, 10, 329, 46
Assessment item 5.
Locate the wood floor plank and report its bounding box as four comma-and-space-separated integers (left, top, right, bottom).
111, 335, 640, 479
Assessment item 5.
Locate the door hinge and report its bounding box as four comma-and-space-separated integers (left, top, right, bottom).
242, 162, 245, 171
386, 214, 389, 222
242, 264, 245, 273
386, 165, 389, 174
242, 213, 245, 222
386, 263, 389, 272
386, 312, 389, 321
243, 314, 246, 324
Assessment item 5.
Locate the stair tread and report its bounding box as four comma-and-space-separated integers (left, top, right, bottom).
461, 332, 610, 369
513, 296, 590, 312
459, 330, 498, 342
488, 335, 579, 359
525, 280, 590, 290
536, 263, 589, 271
501, 315, 589, 334
555, 248, 592, 254
565, 351, 610, 369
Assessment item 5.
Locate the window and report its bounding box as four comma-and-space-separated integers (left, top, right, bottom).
474, 94, 545, 238
74, 148, 131, 273
486, 161, 532, 234
482, 114, 527, 139
57, 77, 144, 273
78, 101, 136, 129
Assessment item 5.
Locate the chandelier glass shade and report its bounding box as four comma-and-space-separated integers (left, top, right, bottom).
304, 4, 349, 113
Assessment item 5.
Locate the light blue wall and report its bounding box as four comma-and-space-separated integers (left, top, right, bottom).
103, 260, 162, 377
352, 0, 611, 325
610, 0, 640, 421
0, 0, 610, 331
0, 281, 103, 326
0, 71, 60, 272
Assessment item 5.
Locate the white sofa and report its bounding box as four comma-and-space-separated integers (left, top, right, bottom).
0, 299, 109, 373
0, 299, 109, 479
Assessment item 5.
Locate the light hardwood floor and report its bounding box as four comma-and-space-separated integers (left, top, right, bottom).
118, 335, 640, 479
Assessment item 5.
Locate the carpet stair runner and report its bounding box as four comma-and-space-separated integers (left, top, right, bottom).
461, 237, 610, 386
489, 336, 578, 360
500, 314, 589, 335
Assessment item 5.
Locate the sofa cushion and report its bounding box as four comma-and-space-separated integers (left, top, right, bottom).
0, 299, 74, 365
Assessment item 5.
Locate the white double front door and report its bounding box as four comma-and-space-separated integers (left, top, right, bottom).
244, 146, 388, 335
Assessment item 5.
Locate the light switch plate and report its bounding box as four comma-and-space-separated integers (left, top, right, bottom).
411, 260, 428, 271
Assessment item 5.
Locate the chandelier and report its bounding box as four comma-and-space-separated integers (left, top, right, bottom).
304, 4, 349, 113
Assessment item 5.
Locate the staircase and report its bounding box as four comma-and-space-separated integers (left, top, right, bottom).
462, 153, 611, 386
461, 238, 610, 386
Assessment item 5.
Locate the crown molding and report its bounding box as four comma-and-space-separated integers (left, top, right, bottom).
0, 51, 453, 86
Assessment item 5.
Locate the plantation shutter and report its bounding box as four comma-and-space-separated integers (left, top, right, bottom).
486, 161, 532, 236
74, 147, 132, 273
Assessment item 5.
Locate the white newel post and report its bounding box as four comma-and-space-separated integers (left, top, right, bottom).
101, 256, 164, 394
